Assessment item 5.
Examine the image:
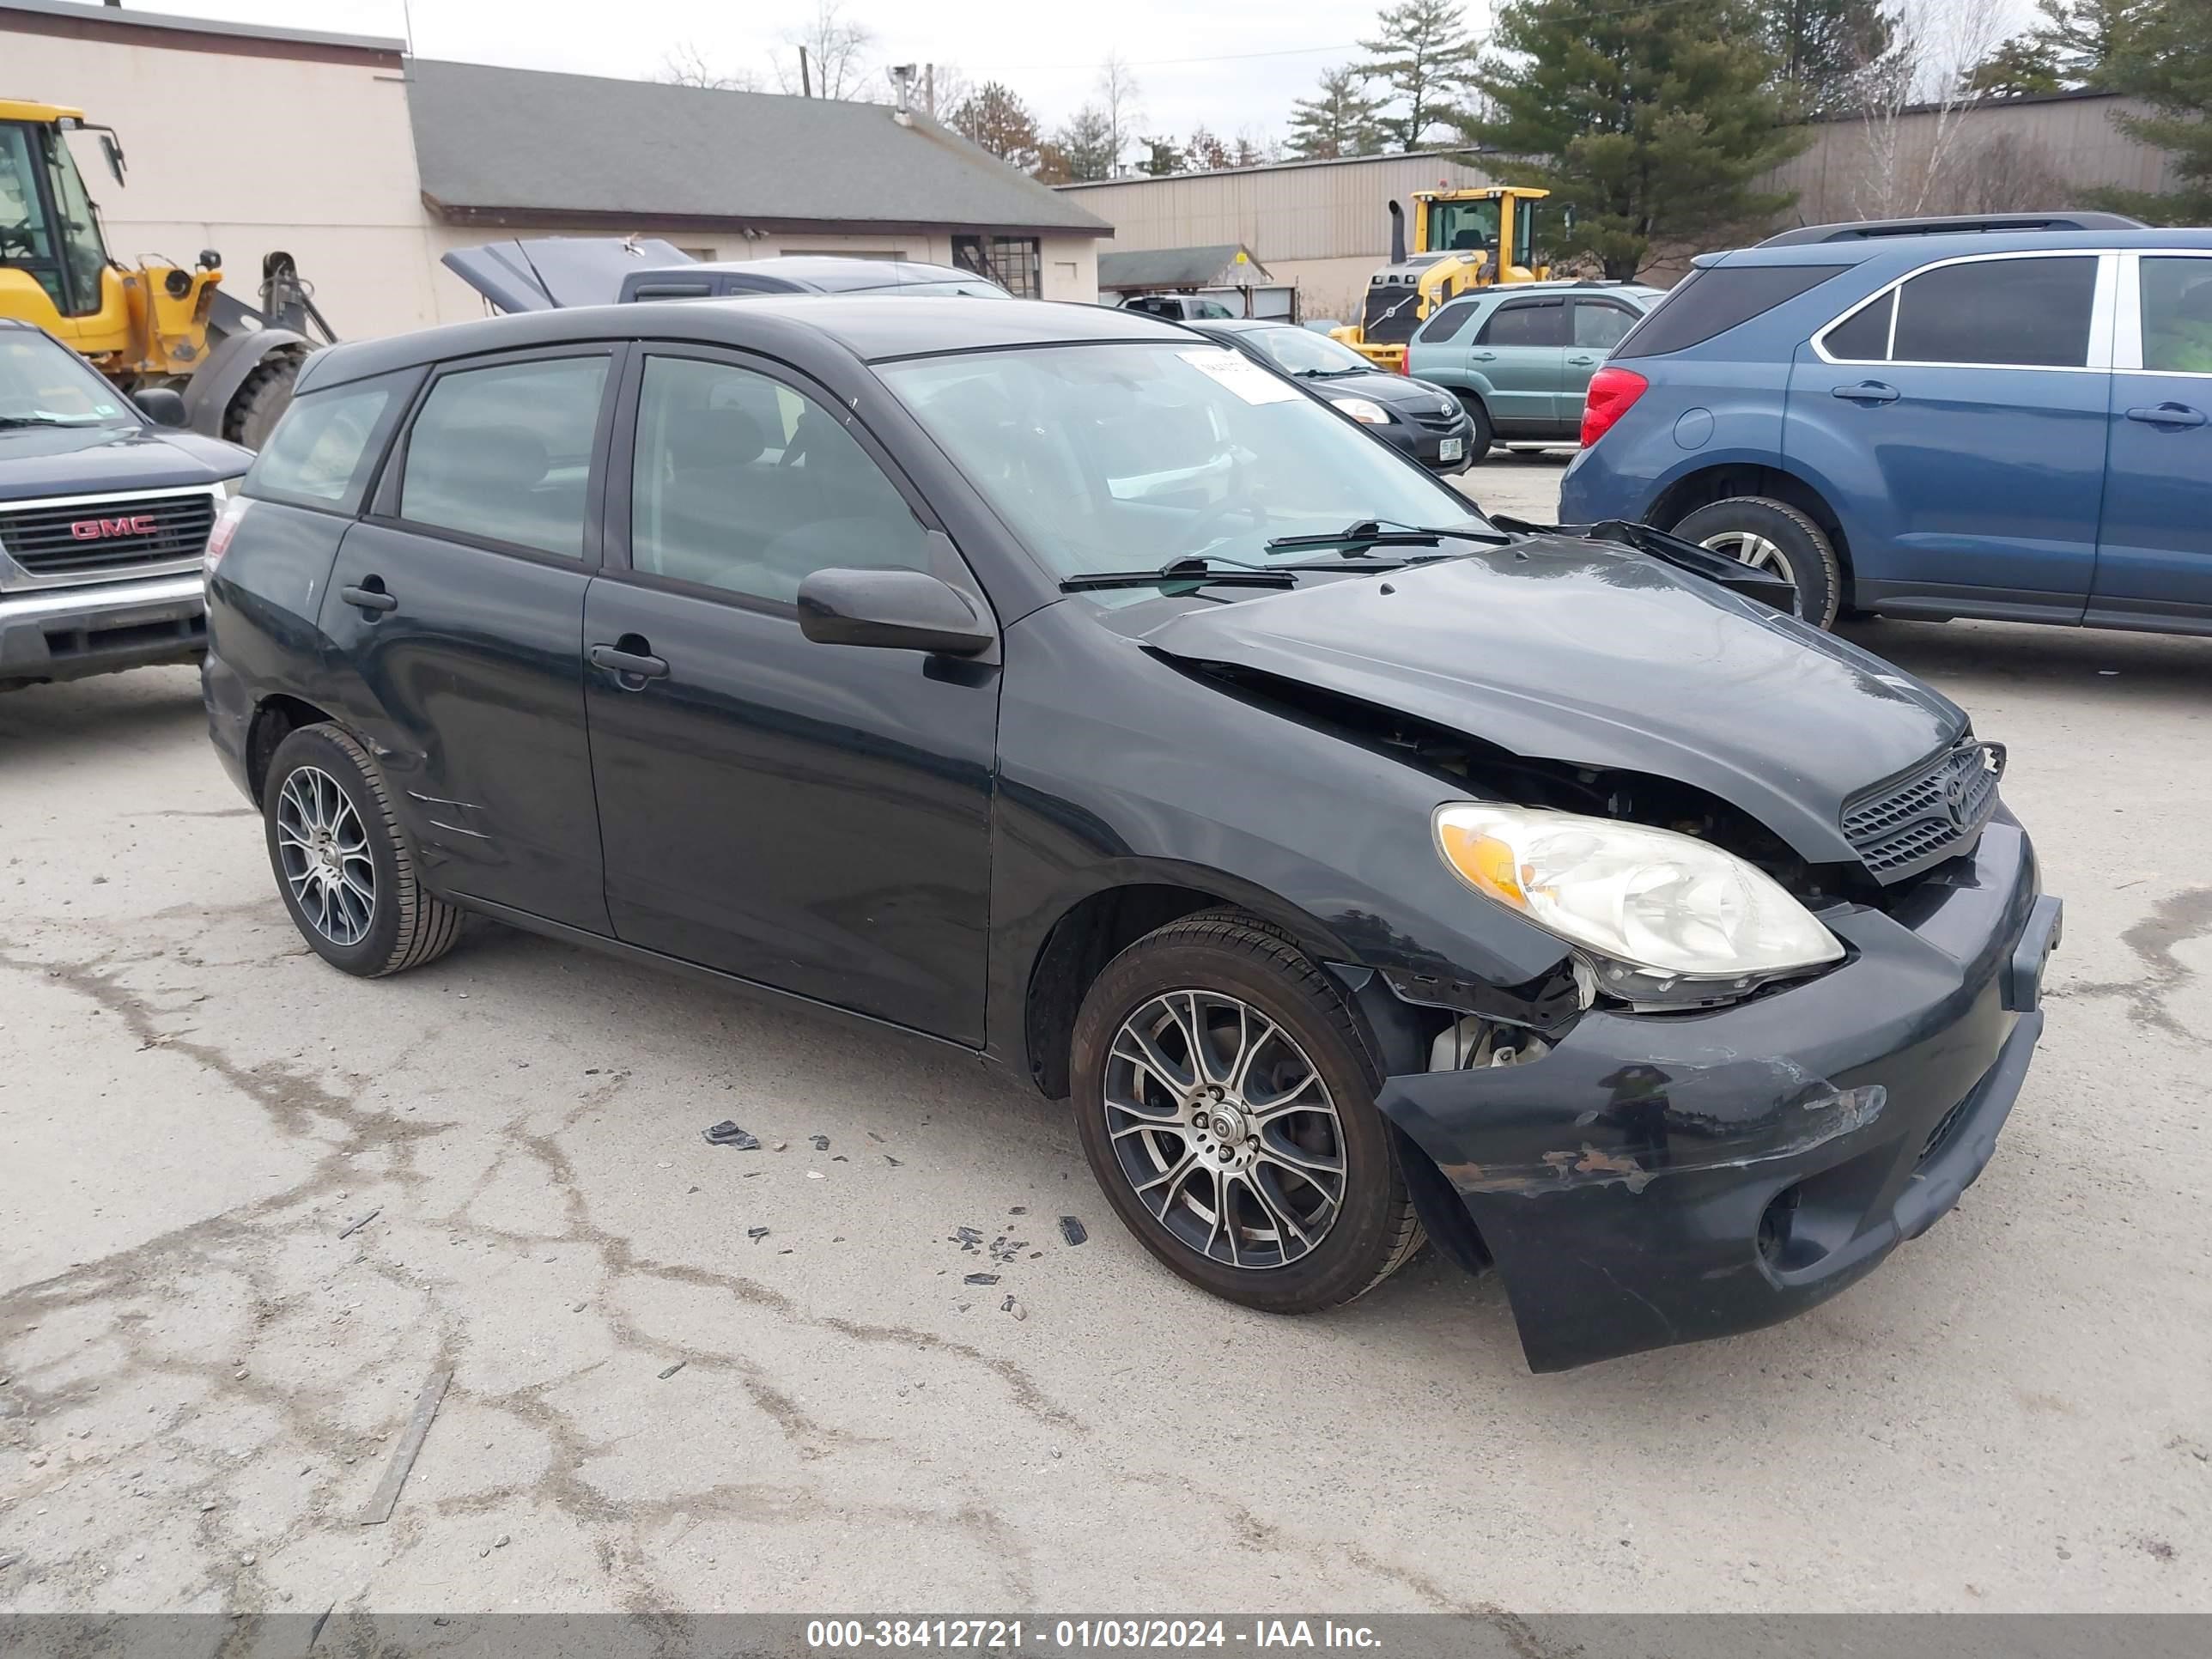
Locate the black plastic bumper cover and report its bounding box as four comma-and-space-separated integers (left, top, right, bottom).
1378, 818, 2057, 1371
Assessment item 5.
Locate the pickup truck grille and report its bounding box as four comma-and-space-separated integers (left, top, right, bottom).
0, 491, 218, 580
1842, 738, 2005, 879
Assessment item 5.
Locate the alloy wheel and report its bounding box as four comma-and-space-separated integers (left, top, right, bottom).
1103, 989, 1347, 1270
1699, 529, 1799, 592
275, 766, 376, 946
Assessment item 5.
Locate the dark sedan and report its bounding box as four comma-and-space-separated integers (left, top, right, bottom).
202, 296, 2058, 1371
1186, 318, 1478, 471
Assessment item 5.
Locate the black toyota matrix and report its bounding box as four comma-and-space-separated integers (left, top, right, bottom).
203, 297, 2061, 1371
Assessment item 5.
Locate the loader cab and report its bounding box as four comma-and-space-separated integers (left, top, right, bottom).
0, 104, 115, 326
1414, 188, 1544, 283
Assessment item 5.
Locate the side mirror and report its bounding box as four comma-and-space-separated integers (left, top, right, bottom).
797, 568, 994, 656
135, 386, 188, 428
99, 132, 127, 187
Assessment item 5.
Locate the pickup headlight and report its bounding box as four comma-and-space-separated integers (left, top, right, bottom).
1328, 397, 1392, 426
1432, 802, 1844, 1006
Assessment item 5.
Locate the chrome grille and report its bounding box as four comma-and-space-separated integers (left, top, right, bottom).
1411, 409, 1464, 432
1842, 738, 2005, 880
0, 490, 218, 580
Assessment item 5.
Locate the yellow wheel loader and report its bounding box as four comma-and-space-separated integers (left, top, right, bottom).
1331, 186, 1553, 373
0, 100, 333, 448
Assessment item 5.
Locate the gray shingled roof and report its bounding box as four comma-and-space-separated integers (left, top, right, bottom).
407, 60, 1110, 237
1097, 245, 1272, 290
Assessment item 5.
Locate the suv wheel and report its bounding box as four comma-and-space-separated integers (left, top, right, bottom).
1070, 912, 1425, 1313
1455, 395, 1495, 465
1671, 496, 1843, 629
264, 723, 463, 977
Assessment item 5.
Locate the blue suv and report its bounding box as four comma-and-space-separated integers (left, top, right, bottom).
1559, 214, 2212, 632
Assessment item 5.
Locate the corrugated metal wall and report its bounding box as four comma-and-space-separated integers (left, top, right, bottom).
1059, 152, 1496, 262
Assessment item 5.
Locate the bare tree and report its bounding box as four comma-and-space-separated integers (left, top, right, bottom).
659, 41, 761, 92
1933, 131, 2072, 212
775, 2, 876, 100
1851, 0, 2012, 216
1097, 54, 1143, 177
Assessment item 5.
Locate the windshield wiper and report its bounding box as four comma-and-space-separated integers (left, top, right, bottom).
1264, 518, 1509, 554
1489, 514, 1799, 613
1060, 556, 1297, 592
1293, 367, 1366, 380
0, 414, 106, 429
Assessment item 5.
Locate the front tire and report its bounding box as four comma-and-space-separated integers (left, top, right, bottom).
1071, 912, 1424, 1313
264, 723, 462, 977
1455, 395, 1495, 467
1671, 495, 1844, 629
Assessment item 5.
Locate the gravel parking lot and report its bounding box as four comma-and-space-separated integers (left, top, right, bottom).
2, 455, 2207, 1616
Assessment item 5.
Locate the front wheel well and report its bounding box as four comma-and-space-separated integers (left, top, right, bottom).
1647, 465, 1853, 593
245, 693, 337, 805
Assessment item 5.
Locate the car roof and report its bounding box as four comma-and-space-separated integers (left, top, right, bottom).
1709, 226, 2212, 268
676, 256, 990, 291
1192, 318, 1291, 332
296, 294, 1193, 392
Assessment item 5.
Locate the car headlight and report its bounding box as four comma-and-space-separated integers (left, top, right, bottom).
1432, 802, 1844, 1006
1328, 397, 1392, 426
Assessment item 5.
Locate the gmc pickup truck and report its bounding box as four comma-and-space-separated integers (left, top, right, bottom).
2, 319, 250, 689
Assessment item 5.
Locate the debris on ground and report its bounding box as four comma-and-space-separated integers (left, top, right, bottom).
1059, 1216, 1088, 1247
884, 1155, 902, 1167
658, 1362, 686, 1380
811, 1133, 830, 1151
951, 1226, 983, 1252
964, 1272, 1000, 1285
867, 1131, 885, 1142
832, 1155, 848, 1162
337, 1207, 380, 1240
356, 1369, 450, 1526
773, 1141, 788, 1152
746, 1225, 770, 1243
1001, 1295, 1026, 1321
703, 1121, 761, 1150
1010, 1206, 1027, 1215
806, 1170, 824, 1181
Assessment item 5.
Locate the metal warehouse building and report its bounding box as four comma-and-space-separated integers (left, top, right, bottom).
3, 0, 1109, 340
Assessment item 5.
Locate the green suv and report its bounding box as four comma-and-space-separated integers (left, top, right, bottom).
1405, 280, 1663, 459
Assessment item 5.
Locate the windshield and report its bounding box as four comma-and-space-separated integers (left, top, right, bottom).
1430, 198, 1500, 255
1242, 326, 1370, 376
0, 328, 133, 426
879, 342, 1492, 580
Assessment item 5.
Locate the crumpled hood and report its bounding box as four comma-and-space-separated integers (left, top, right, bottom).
1140, 535, 1967, 868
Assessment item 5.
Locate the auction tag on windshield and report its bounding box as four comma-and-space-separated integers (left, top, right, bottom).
1177, 348, 1300, 405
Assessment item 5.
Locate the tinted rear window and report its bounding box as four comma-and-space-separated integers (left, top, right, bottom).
1480, 299, 1568, 348
245, 376, 404, 514
1612, 263, 1851, 358
1890, 256, 2097, 368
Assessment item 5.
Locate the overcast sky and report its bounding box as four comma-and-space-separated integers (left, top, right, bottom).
126, 0, 1438, 143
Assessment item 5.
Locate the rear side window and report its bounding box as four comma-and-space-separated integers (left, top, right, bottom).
1572, 301, 1639, 349
1612, 263, 1850, 359
1822, 291, 1893, 362
398, 356, 609, 558
1416, 299, 1480, 343
2142, 257, 2212, 374
1480, 300, 1567, 348
246, 379, 398, 513
1891, 256, 2097, 368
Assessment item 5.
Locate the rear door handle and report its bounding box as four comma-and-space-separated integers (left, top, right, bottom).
2125, 402, 2208, 428
339, 581, 397, 614
1469, 349, 1498, 362
1832, 380, 1899, 404
588, 641, 669, 685
1566, 354, 1597, 366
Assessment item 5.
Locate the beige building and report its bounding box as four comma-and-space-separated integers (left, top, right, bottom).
3, 0, 1108, 340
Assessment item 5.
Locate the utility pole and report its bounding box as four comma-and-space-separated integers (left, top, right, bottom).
799, 46, 812, 98
925, 64, 936, 119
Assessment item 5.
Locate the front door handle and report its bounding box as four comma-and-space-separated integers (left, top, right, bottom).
2125, 402, 2208, 428
1832, 380, 1900, 404
339, 580, 397, 614
589, 640, 669, 686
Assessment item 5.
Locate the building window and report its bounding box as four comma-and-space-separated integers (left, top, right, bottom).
954, 235, 1040, 298
677, 246, 719, 263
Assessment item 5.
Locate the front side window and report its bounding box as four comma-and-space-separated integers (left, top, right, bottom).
247, 379, 397, 511
879, 342, 1492, 581
1890, 256, 2097, 368
0, 328, 132, 426
953, 234, 1040, 299
1415, 300, 1480, 343
1571, 302, 1638, 349
41, 128, 107, 318
399, 356, 608, 558
629, 355, 933, 605
1480, 301, 1567, 349
2141, 257, 2212, 374
0, 123, 61, 311
1192, 298, 1236, 319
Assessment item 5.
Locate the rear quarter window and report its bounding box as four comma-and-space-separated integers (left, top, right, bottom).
1612, 263, 1853, 359
244, 375, 409, 514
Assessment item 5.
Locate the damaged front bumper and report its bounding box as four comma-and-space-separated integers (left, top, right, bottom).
1379, 816, 2060, 1372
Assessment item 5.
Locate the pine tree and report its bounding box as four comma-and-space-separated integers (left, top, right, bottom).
1358, 0, 1483, 149
1286, 66, 1389, 159
1050, 106, 1119, 182
2030, 0, 2154, 90
1185, 127, 1234, 171
1968, 36, 2066, 99
1763, 0, 1892, 114
950, 83, 1041, 172
1136, 135, 1186, 176
1460, 0, 1806, 279
2096, 0, 2212, 221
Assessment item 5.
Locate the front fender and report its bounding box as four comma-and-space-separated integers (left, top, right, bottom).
184, 326, 312, 439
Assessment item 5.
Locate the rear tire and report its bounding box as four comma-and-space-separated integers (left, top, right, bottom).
1071, 911, 1424, 1313
1670, 495, 1844, 629
264, 723, 463, 978
1455, 395, 1495, 465
228, 356, 302, 450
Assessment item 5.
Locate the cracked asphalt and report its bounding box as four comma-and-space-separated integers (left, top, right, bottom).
2, 459, 2208, 1616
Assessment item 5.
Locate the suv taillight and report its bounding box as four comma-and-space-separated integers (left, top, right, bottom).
204, 493, 252, 573
1580, 367, 1649, 448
